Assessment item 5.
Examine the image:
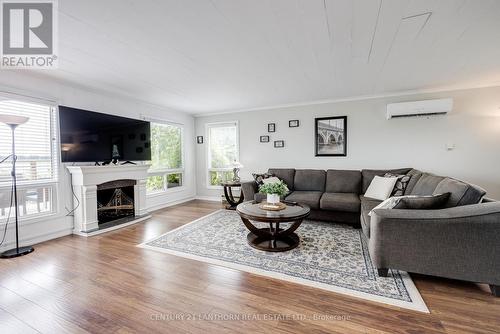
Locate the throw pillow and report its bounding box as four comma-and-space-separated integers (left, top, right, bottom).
364, 175, 399, 201
262, 176, 281, 185
384, 172, 412, 196
252, 172, 275, 185
394, 193, 451, 210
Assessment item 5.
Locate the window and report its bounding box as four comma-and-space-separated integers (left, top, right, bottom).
0, 98, 58, 221
207, 122, 239, 187
147, 122, 184, 193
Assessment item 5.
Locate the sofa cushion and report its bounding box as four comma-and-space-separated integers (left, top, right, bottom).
361, 168, 412, 193
409, 173, 445, 195
268, 168, 295, 190
294, 169, 326, 192
360, 195, 382, 238
404, 169, 424, 194
320, 193, 360, 213
285, 191, 323, 209
325, 169, 361, 193
433, 177, 486, 207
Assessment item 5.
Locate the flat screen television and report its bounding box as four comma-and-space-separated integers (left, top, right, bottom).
59, 106, 151, 163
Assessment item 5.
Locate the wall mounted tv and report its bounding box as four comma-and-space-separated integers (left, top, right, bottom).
59, 106, 151, 163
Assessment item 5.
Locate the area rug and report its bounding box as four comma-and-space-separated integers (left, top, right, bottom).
138, 210, 429, 313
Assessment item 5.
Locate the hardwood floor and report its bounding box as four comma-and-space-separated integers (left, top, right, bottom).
0, 200, 499, 333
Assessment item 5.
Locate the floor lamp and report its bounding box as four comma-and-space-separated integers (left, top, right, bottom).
0, 114, 34, 258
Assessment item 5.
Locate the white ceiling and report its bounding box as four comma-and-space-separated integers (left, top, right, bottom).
29, 0, 500, 114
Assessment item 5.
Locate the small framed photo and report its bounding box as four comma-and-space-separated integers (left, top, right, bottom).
260, 135, 270, 143
289, 120, 299, 128
196, 136, 203, 144
274, 140, 284, 148
268, 123, 276, 132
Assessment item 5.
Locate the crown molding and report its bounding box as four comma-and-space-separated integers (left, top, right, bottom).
193, 82, 500, 118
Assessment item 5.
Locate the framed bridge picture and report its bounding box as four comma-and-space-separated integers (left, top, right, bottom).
315, 116, 347, 156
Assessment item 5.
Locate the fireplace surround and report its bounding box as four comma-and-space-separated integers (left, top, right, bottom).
67, 165, 151, 235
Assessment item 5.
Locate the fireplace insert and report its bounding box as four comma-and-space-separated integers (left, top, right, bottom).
96, 180, 136, 224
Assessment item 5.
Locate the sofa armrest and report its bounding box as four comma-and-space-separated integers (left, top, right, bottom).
369, 202, 500, 284
241, 181, 258, 202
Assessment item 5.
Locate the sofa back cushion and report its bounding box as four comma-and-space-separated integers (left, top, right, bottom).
409, 173, 445, 196
404, 169, 424, 194
433, 177, 486, 207
268, 168, 296, 190
361, 168, 412, 193
294, 169, 326, 192
325, 169, 361, 193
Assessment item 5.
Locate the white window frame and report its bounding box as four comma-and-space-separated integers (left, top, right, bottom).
146, 119, 185, 196
0, 94, 59, 223
205, 121, 239, 190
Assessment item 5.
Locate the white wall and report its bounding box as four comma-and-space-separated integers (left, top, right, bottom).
195, 86, 500, 200
0, 72, 196, 252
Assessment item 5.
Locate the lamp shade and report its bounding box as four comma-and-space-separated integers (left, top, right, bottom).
0, 114, 29, 126
232, 161, 244, 168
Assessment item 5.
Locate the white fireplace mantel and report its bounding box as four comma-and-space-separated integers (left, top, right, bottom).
67, 164, 151, 234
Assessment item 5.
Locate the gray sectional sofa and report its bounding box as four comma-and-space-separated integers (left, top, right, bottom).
241, 168, 500, 296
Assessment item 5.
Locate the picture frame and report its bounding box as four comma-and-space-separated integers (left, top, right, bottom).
289, 120, 299, 128
268, 123, 276, 132
196, 136, 203, 144
274, 140, 284, 148
260, 135, 270, 143
314, 116, 347, 157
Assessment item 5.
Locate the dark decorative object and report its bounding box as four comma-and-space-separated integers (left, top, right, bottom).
197, 136, 203, 144
289, 120, 299, 127
0, 115, 34, 258
274, 140, 284, 148
140, 133, 146, 141
268, 123, 275, 132
144, 142, 150, 149
315, 116, 347, 156
260, 135, 269, 143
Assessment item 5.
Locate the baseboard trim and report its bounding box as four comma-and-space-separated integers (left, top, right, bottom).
194, 196, 221, 202
147, 196, 197, 212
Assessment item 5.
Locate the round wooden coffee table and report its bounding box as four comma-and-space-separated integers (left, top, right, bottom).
236, 201, 310, 252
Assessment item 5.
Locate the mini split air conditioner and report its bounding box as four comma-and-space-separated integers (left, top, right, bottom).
386, 98, 453, 119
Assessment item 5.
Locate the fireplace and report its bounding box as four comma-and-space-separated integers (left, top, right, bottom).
67, 165, 150, 235
97, 180, 136, 224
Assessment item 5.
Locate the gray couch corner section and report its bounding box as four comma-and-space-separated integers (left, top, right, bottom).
240, 167, 499, 295
369, 203, 500, 287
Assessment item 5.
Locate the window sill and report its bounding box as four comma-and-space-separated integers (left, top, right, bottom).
147, 186, 187, 198
0, 210, 62, 229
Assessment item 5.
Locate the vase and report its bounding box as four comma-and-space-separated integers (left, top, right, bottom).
267, 193, 280, 204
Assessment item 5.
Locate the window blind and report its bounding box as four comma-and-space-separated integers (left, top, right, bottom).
0, 99, 57, 186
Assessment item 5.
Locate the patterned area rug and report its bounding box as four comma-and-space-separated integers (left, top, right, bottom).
138, 210, 428, 313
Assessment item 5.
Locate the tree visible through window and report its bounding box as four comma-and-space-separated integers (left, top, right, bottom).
147, 122, 183, 193
207, 122, 238, 186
